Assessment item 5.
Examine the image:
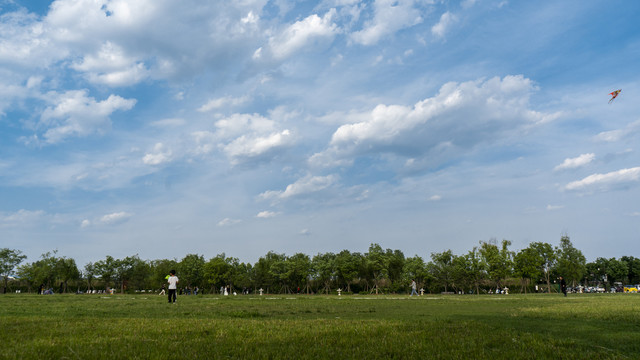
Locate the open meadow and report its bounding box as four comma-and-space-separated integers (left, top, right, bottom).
1, 293, 639, 359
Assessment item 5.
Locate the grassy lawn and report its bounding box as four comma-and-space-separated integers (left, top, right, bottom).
1, 293, 639, 359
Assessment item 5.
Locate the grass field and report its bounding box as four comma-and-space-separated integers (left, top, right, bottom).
1, 293, 639, 359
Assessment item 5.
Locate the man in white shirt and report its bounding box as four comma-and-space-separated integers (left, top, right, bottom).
167, 270, 179, 303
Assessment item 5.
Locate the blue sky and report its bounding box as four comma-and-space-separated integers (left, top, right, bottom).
1, 0, 639, 266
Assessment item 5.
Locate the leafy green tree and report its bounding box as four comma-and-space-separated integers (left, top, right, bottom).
429, 250, 454, 293
113, 256, 139, 293
286, 253, 312, 293
334, 250, 360, 293
178, 254, 205, 289
386, 249, 405, 292
464, 247, 485, 295
56, 257, 80, 293
203, 254, 240, 292
0, 248, 27, 294
451, 253, 473, 293
620, 256, 640, 283
94, 255, 118, 290
479, 239, 513, 289
232, 262, 254, 293
529, 242, 556, 293
253, 252, 282, 293
403, 255, 429, 292
311, 252, 336, 294
84, 262, 97, 291
514, 247, 542, 293
365, 244, 388, 294
555, 235, 586, 287
606, 258, 628, 284
149, 259, 178, 289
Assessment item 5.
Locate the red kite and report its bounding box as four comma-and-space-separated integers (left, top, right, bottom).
609, 89, 621, 103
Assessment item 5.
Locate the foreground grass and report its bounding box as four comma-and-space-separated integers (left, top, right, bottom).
1, 293, 639, 359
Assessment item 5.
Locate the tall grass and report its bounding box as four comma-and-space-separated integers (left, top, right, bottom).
1, 294, 638, 359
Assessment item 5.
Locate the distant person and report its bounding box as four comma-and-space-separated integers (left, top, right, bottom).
167, 270, 179, 304
159, 284, 166, 296
410, 279, 418, 296
560, 276, 567, 297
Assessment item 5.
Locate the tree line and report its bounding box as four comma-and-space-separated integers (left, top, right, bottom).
2, 236, 639, 295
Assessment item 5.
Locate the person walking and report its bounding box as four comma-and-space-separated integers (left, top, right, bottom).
559, 276, 567, 297
410, 279, 418, 296
167, 270, 179, 304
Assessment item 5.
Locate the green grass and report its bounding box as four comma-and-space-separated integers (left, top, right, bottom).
1, 293, 639, 359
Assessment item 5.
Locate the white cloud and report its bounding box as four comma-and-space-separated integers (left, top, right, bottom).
429, 195, 442, 201
218, 218, 241, 227
546, 204, 564, 211
256, 211, 278, 218
215, 113, 275, 138
39, 90, 136, 143
0, 9, 63, 67
565, 167, 640, 191
595, 120, 640, 142
431, 11, 458, 39
151, 118, 186, 128
351, 0, 424, 45
267, 10, 338, 60
99, 212, 133, 225
0, 0, 268, 88
143, 143, 173, 165
71, 41, 149, 86
259, 174, 338, 200
191, 131, 217, 155
198, 96, 249, 112
0, 209, 45, 226
554, 153, 595, 171
214, 113, 295, 164
310, 75, 548, 169
222, 130, 293, 164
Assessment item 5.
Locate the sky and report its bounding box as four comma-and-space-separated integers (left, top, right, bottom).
1, 0, 639, 267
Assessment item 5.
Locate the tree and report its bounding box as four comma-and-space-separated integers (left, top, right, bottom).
429, 250, 455, 293
606, 258, 628, 284
253, 252, 281, 293
204, 254, 237, 293
0, 248, 27, 294
334, 250, 360, 293
529, 242, 556, 293
620, 256, 640, 284
451, 253, 473, 293
311, 252, 336, 294
56, 257, 80, 293
178, 254, 205, 289
555, 235, 586, 287
403, 255, 429, 293
364, 244, 388, 294
84, 262, 97, 291
94, 255, 118, 290
479, 239, 513, 289
232, 262, 254, 293
386, 249, 405, 292
514, 247, 542, 293
464, 247, 485, 295
286, 253, 311, 293
149, 258, 178, 289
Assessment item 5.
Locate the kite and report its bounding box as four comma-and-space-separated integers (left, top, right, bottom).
608, 89, 621, 103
